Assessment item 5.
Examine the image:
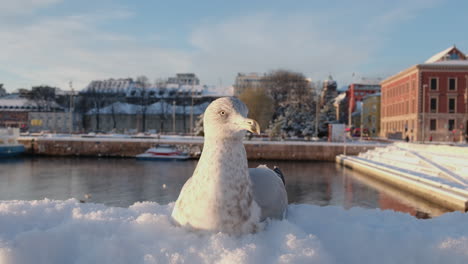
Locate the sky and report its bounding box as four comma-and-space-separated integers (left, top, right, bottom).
1, 0, 468, 92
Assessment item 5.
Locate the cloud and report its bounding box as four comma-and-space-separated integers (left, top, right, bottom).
0, 1, 447, 92
0, 0, 62, 16
0, 10, 191, 91
189, 12, 374, 86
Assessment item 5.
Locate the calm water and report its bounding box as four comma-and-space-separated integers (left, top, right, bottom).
0, 157, 450, 218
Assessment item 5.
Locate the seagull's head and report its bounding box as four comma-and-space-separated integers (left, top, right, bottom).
203, 97, 260, 139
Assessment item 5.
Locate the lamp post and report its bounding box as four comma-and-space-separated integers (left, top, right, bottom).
69, 81, 74, 134
360, 102, 364, 141
314, 82, 321, 138
190, 84, 194, 136
172, 100, 176, 134
422, 84, 427, 143
464, 75, 468, 143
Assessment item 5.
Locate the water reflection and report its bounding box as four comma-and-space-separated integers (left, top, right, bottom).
0, 157, 450, 217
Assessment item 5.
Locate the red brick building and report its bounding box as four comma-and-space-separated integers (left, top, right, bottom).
380, 46, 468, 142
0, 97, 36, 131
346, 82, 381, 126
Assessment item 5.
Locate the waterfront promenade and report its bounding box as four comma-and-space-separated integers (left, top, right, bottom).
18, 135, 386, 161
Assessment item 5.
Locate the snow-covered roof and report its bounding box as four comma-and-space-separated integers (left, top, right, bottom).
126, 85, 207, 98
425, 46, 467, 63
421, 60, 468, 66
86, 102, 210, 115
363, 92, 381, 99
333, 93, 346, 105
0, 98, 38, 111
351, 77, 382, 86
82, 79, 134, 94
81, 78, 225, 98
426, 46, 455, 63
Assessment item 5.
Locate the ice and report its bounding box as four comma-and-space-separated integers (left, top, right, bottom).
1, 199, 468, 264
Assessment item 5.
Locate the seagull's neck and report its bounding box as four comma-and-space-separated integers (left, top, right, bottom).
196, 136, 248, 182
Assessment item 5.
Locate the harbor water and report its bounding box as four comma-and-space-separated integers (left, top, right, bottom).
0, 157, 450, 218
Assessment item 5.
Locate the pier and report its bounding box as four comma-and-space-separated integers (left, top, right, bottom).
18, 135, 383, 161
336, 143, 468, 212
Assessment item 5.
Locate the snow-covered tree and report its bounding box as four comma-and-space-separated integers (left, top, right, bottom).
263, 70, 317, 139
318, 101, 337, 135
267, 102, 316, 139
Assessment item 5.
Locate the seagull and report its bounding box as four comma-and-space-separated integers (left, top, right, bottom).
171, 97, 287, 235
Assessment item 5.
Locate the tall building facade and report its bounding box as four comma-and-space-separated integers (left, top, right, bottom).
362, 93, 381, 137
233, 73, 266, 96
347, 82, 381, 114
380, 46, 468, 142
167, 73, 200, 86
320, 76, 338, 108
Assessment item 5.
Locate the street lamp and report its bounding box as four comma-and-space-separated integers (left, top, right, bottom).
314, 82, 321, 138
422, 84, 427, 143
360, 102, 364, 141
172, 100, 176, 134
190, 84, 194, 136
69, 81, 75, 134
464, 75, 468, 143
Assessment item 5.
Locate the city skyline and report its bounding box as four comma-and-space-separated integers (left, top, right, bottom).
1, 0, 468, 92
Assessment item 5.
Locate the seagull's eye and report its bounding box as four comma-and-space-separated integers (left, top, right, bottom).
219, 110, 226, 116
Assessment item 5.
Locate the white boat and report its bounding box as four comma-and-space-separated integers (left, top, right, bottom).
136, 144, 190, 160
0, 128, 25, 157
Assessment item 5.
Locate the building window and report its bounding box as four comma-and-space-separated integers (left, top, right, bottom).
430, 97, 437, 113
430, 119, 437, 131
450, 53, 460, 60
448, 98, 456, 113
448, 119, 455, 131
449, 78, 457, 91
430, 78, 438, 90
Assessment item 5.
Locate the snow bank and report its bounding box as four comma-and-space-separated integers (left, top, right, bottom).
1, 199, 468, 264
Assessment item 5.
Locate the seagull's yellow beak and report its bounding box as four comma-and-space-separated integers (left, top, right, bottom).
241, 118, 261, 135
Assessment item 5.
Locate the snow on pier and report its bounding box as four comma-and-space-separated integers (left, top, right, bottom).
337, 143, 468, 211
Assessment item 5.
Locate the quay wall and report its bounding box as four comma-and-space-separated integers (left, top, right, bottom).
18, 137, 383, 161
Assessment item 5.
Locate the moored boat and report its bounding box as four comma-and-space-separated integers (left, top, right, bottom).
0, 128, 25, 157
136, 144, 190, 160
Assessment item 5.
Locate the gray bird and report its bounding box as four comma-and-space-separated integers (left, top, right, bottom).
171, 97, 287, 235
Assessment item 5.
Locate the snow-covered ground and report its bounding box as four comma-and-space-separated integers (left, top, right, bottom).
1, 199, 468, 264
358, 142, 468, 189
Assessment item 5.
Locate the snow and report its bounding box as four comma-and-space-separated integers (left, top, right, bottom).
358, 143, 468, 189
82, 78, 231, 98
86, 102, 210, 115
332, 93, 346, 104
0, 98, 37, 111
1, 199, 468, 264
425, 46, 456, 63
422, 60, 468, 66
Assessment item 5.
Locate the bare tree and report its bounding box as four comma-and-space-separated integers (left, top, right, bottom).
136, 75, 151, 89
0, 84, 6, 97
79, 87, 106, 132
238, 86, 274, 131
135, 76, 152, 132
262, 70, 312, 109
28, 86, 57, 111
